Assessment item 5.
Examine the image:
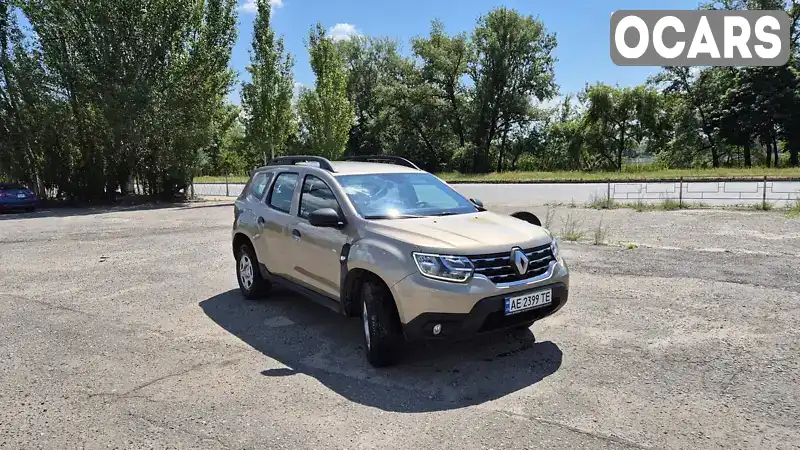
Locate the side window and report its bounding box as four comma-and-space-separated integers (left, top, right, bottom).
249, 172, 272, 200
267, 172, 298, 213
299, 175, 341, 219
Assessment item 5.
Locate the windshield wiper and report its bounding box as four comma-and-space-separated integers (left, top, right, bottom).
364, 214, 424, 220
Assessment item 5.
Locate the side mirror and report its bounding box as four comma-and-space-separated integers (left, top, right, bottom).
470, 198, 484, 208
308, 208, 345, 228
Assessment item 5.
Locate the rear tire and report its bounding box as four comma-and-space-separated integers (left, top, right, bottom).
236, 243, 271, 300
360, 277, 403, 367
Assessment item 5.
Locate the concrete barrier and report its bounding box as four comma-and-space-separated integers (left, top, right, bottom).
194, 179, 800, 208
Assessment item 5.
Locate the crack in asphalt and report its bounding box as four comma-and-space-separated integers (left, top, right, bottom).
127, 410, 231, 449
88, 356, 247, 401
495, 410, 656, 449
26, 296, 93, 317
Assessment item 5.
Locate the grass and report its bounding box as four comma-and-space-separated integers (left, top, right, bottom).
631, 198, 648, 212
661, 197, 681, 211
592, 217, 609, 245
559, 212, 585, 242
626, 242, 639, 249
194, 167, 800, 184
195, 175, 249, 183
787, 199, 800, 218
588, 193, 617, 210
543, 205, 556, 230
436, 167, 800, 183
624, 198, 709, 212
752, 201, 775, 211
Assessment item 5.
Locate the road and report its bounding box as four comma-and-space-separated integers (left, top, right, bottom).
1, 203, 798, 449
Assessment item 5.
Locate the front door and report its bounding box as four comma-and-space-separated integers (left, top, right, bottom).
290, 174, 349, 299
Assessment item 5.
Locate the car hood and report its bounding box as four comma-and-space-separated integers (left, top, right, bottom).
364, 211, 552, 254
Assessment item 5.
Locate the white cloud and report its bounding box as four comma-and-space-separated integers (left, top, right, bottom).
538, 95, 565, 110
293, 82, 305, 101
239, 0, 283, 14
328, 23, 360, 42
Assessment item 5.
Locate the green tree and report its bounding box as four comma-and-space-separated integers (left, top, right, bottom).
650, 67, 727, 167
10, 0, 238, 200
540, 95, 585, 170
337, 35, 402, 156
582, 83, 664, 171
469, 7, 558, 173
240, 0, 294, 165
412, 20, 472, 148
297, 24, 353, 160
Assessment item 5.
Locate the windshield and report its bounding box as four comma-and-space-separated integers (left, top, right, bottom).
335, 172, 479, 219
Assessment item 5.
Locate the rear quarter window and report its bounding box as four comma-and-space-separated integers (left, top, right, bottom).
249, 172, 272, 199
238, 171, 272, 201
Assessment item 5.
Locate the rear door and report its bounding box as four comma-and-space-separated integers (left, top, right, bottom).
260, 171, 301, 277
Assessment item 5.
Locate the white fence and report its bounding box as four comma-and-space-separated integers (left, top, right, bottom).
193, 178, 800, 208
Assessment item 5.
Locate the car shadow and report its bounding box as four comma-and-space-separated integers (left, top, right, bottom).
199, 289, 563, 413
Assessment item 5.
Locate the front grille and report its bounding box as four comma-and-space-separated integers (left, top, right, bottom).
468, 243, 554, 284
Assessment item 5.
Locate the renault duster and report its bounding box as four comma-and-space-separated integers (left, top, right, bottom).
231, 155, 569, 367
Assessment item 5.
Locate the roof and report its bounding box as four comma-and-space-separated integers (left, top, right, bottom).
258, 155, 423, 175
328, 161, 423, 175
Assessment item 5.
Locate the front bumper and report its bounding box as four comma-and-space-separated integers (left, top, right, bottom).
402, 282, 568, 341
390, 260, 570, 341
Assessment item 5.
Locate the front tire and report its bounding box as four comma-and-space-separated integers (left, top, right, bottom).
236, 244, 271, 300
360, 278, 403, 367
515, 320, 535, 331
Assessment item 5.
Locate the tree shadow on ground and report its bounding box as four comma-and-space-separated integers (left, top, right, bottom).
200, 288, 563, 413
0, 199, 232, 221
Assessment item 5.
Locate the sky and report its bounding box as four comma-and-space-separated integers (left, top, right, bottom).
232, 0, 702, 105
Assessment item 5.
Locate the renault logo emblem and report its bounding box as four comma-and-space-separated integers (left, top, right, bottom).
511, 248, 529, 276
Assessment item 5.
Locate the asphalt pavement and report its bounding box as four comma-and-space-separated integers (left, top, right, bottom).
0, 202, 798, 449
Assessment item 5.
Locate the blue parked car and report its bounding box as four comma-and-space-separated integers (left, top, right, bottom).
0, 183, 38, 212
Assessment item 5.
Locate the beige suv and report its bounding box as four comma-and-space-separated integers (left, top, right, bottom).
232, 155, 569, 367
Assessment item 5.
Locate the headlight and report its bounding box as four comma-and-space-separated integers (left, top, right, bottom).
550, 238, 561, 261
412, 252, 474, 283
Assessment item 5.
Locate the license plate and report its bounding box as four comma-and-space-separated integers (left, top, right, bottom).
17, 193, 26, 198
504, 288, 552, 315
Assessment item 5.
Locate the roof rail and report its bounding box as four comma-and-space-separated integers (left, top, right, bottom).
343, 155, 420, 170
266, 155, 335, 172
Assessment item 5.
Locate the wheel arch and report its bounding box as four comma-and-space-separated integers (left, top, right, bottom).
340, 267, 401, 320
232, 232, 254, 259
511, 211, 542, 227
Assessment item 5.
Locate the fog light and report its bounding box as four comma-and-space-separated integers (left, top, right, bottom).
432, 324, 442, 335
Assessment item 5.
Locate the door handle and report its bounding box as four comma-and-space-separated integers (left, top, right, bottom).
292, 229, 301, 241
